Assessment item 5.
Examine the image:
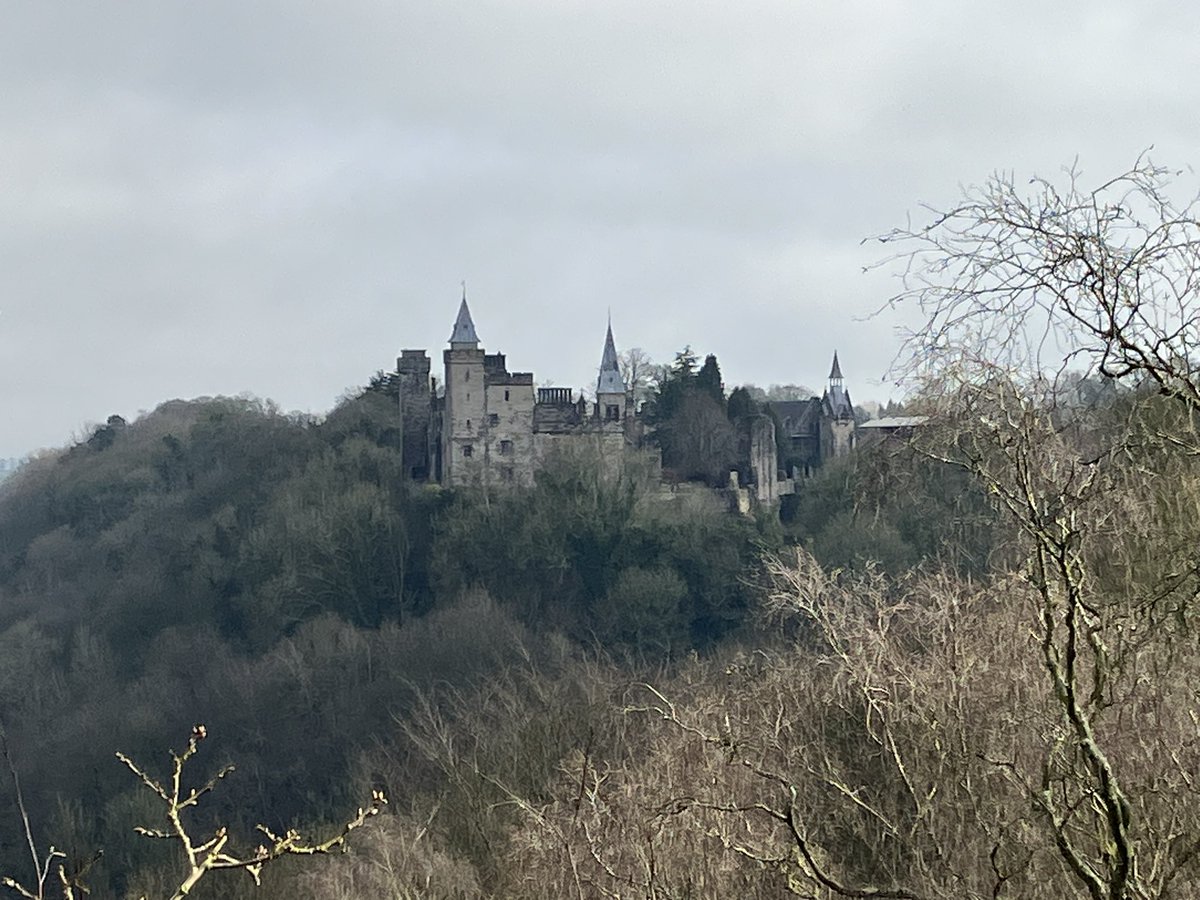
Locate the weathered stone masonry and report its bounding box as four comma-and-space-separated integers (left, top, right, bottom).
396, 295, 856, 500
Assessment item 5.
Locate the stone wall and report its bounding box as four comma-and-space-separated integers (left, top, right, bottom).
397, 349, 432, 480
746, 413, 779, 505
442, 347, 488, 487
483, 378, 536, 486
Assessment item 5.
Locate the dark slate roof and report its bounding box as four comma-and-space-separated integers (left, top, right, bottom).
770, 398, 823, 436
824, 386, 854, 419
829, 351, 844, 380
448, 297, 480, 347
596, 322, 624, 395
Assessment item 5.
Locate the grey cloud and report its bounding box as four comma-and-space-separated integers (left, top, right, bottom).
4, 2, 1200, 456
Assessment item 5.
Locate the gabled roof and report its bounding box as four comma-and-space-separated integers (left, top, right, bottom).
823, 386, 854, 419
448, 295, 480, 348
596, 322, 624, 395
770, 398, 823, 435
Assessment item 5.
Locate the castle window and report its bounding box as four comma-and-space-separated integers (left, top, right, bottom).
504, 389, 510, 401
462, 444, 473, 458
605, 404, 620, 421
465, 370, 470, 382
499, 439, 513, 455
489, 413, 500, 426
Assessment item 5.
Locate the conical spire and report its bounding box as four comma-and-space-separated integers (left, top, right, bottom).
829, 350, 843, 382
448, 287, 479, 348
596, 319, 624, 395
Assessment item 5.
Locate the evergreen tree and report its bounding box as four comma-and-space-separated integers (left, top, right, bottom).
696, 354, 724, 402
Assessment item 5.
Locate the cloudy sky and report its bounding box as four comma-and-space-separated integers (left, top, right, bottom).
2, 1, 1197, 458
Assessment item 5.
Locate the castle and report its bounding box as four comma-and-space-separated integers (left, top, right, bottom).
770, 352, 857, 478
396, 296, 640, 488
395, 296, 857, 498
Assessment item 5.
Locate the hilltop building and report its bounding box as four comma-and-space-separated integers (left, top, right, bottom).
768, 352, 857, 478
396, 297, 859, 498
397, 296, 639, 488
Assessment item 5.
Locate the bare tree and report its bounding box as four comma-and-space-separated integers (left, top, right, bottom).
873, 154, 1200, 409
850, 156, 1200, 899
581, 158, 1200, 900
2, 727, 386, 900
619, 347, 656, 408
765, 383, 815, 402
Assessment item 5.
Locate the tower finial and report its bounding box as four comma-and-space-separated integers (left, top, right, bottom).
449, 290, 480, 348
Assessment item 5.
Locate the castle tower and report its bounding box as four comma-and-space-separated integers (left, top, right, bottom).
396, 349, 432, 480
442, 293, 487, 487
596, 320, 627, 424
822, 350, 856, 458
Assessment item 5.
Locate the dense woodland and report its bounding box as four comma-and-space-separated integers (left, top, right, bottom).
3, 159, 1200, 899
0, 361, 989, 899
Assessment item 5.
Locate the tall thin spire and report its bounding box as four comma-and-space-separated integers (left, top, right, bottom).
597, 320, 624, 395
448, 288, 479, 348
829, 350, 843, 382
826, 350, 851, 417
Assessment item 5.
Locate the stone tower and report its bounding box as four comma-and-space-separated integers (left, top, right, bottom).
396, 348, 432, 480
442, 294, 487, 487
822, 351, 856, 458
595, 320, 627, 424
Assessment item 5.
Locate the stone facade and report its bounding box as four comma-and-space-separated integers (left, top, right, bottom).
744, 413, 781, 505
397, 349, 433, 480
397, 299, 857, 502
398, 297, 639, 489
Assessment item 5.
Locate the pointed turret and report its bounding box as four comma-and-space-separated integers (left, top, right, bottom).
442, 289, 486, 487
597, 321, 624, 395
825, 350, 852, 418
448, 290, 480, 349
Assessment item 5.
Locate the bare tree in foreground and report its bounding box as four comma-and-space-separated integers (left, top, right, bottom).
858, 156, 1200, 898
2, 727, 385, 900
873, 154, 1200, 406
566, 158, 1200, 899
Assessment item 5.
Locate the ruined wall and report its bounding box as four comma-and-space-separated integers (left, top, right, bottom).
746, 414, 779, 505
829, 418, 855, 458
397, 349, 432, 480
533, 429, 627, 477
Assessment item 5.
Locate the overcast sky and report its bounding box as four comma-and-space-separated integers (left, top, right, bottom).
3, 1, 1198, 458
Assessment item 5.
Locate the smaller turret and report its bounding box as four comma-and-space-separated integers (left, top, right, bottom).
822, 350, 855, 458
596, 320, 627, 423
443, 288, 487, 486
448, 289, 480, 349
825, 350, 853, 419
